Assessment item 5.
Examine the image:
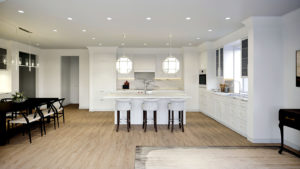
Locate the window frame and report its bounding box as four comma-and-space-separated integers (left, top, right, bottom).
116, 57, 133, 74
162, 56, 180, 74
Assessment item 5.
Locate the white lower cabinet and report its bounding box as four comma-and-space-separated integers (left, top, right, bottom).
199, 89, 248, 137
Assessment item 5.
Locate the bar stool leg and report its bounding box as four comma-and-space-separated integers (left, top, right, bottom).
154, 111, 157, 132
168, 110, 170, 129
181, 111, 184, 132
142, 111, 145, 129
171, 110, 174, 132
144, 111, 147, 132
179, 111, 181, 129
127, 110, 130, 132
129, 110, 131, 129
116, 111, 120, 132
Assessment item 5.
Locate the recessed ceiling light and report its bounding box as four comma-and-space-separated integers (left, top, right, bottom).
18, 10, 24, 14
82, 29, 87, 32
225, 17, 231, 20
208, 29, 213, 32
106, 17, 112, 21
53, 29, 57, 32
92, 37, 96, 40
196, 37, 201, 40
185, 17, 191, 20
98, 43, 102, 46
146, 17, 151, 21
67, 17, 73, 21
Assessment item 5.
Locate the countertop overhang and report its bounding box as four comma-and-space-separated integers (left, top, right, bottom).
104, 91, 190, 99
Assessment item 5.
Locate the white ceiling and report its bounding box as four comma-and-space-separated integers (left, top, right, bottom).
0, 0, 300, 49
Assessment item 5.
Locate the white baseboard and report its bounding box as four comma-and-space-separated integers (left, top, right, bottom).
284, 139, 300, 151
186, 109, 200, 112
247, 137, 280, 144
248, 138, 300, 151
89, 108, 114, 112
79, 106, 89, 109
70, 102, 79, 104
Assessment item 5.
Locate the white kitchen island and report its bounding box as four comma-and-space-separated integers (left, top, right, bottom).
104, 90, 190, 125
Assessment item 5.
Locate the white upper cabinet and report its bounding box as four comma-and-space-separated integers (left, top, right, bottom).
133, 56, 155, 72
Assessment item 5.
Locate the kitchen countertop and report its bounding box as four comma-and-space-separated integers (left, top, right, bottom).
208, 90, 248, 101
104, 90, 190, 99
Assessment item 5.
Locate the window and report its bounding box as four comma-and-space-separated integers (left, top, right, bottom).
116, 57, 132, 74
216, 48, 224, 77
162, 57, 180, 74
223, 40, 248, 94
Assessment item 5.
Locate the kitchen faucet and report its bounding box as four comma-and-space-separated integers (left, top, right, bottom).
144, 80, 152, 94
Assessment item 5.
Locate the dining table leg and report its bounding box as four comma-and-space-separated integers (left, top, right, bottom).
0, 113, 7, 145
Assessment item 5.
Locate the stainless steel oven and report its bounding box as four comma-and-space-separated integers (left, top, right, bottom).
199, 69, 206, 86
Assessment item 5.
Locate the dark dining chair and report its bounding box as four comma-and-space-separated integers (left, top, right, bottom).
7, 106, 43, 143
0, 98, 18, 129
36, 101, 57, 135
52, 98, 65, 127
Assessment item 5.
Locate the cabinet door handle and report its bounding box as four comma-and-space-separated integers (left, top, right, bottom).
285, 116, 295, 121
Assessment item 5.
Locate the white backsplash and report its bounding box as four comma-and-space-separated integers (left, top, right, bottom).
117, 79, 183, 90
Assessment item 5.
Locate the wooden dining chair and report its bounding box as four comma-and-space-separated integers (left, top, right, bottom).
0, 98, 18, 129
36, 101, 57, 135
8, 107, 43, 143
52, 98, 65, 127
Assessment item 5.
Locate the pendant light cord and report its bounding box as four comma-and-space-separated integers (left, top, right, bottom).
169, 33, 173, 57
122, 33, 126, 57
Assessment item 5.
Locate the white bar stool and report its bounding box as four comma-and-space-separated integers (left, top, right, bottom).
168, 99, 185, 132
116, 99, 131, 132
142, 99, 159, 132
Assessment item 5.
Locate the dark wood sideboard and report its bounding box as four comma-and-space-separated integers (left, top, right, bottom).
278, 109, 300, 157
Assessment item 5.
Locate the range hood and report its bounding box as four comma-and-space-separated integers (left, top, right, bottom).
134, 72, 155, 80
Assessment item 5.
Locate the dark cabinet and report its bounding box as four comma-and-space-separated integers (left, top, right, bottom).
216, 50, 219, 77
19, 52, 37, 67
241, 39, 248, 77
220, 48, 224, 77
0, 48, 7, 70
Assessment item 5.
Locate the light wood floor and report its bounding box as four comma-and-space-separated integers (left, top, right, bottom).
0, 105, 275, 169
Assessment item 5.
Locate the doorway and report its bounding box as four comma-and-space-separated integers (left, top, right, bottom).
61, 56, 79, 105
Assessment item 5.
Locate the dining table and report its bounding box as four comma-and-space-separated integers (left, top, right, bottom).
0, 98, 59, 145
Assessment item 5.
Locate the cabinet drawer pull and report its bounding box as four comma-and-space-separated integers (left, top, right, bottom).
285, 116, 295, 121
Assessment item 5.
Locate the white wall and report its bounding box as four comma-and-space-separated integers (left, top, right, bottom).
0, 38, 12, 96
116, 48, 184, 90
79, 52, 89, 109
39, 49, 89, 108
0, 38, 41, 99
213, 27, 248, 49
244, 17, 284, 143
88, 47, 117, 111
183, 47, 200, 111
70, 57, 79, 104
61, 57, 71, 105
282, 8, 300, 150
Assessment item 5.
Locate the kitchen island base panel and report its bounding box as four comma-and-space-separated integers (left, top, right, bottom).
114, 99, 186, 125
